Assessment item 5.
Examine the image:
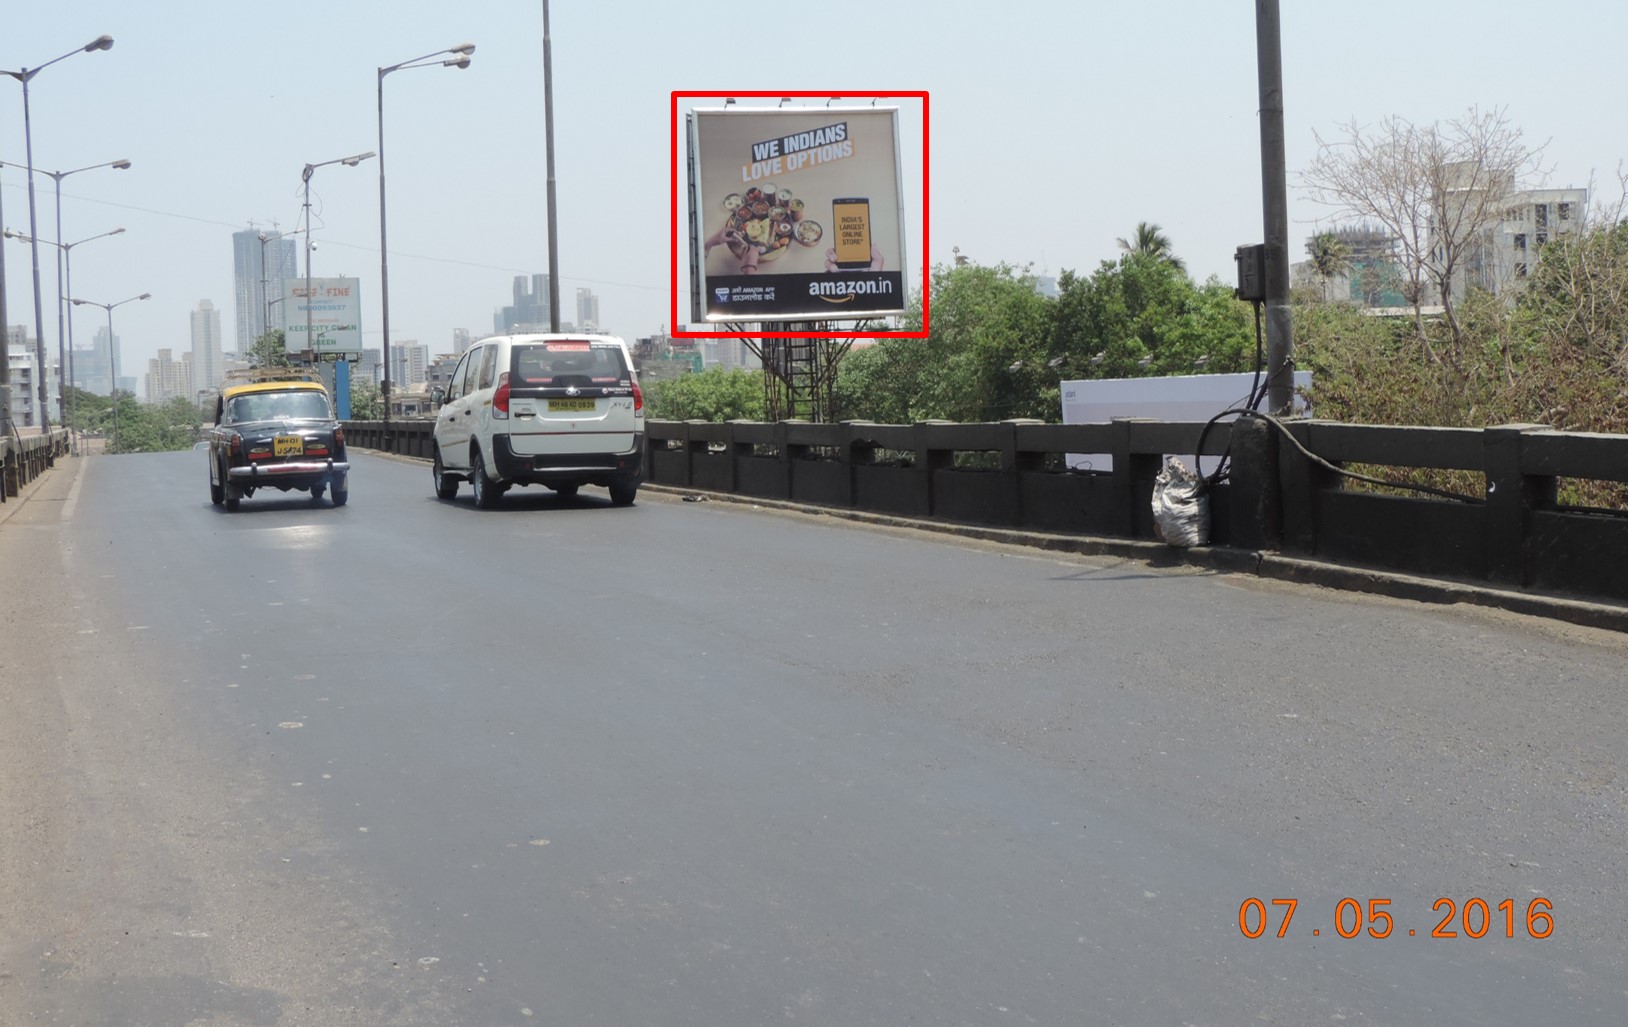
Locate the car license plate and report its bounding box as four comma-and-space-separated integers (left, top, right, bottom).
274, 435, 304, 456
549, 399, 596, 413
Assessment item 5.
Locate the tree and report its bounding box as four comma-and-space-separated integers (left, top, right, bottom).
833, 256, 1257, 426
349, 380, 383, 420
1305, 231, 1355, 302
1049, 256, 1253, 382
248, 329, 291, 369
1303, 105, 1548, 360
1115, 222, 1187, 274
645, 367, 767, 422
105, 395, 202, 454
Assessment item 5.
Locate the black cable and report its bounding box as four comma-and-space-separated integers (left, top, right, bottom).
1194, 300, 1267, 486
1247, 299, 1266, 412
1195, 408, 1480, 504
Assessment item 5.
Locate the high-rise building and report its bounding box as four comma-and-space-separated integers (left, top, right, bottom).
452, 328, 472, 354
496, 274, 550, 333
145, 348, 191, 405
75, 324, 121, 396
358, 348, 382, 386
390, 341, 429, 388
575, 287, 600, 331
233, 227, 298, 355
190, 299, 224, 394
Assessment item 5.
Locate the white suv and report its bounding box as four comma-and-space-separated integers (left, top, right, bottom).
431, 333, 645, 508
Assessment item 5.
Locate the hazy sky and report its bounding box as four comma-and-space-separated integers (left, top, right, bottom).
4, 0, 1623, 380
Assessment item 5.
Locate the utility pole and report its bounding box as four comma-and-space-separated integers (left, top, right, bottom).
0, 164, 10, 431
1256, 0, 1294, 414
542, 0, 560, 332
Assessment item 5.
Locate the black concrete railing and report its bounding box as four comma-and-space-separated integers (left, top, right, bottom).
1, 429, 69, 502
344, 417, 1628, 604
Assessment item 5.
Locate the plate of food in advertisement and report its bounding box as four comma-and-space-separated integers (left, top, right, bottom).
717, 184, 822, 263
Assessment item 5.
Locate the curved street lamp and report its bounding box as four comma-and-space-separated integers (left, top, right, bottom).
2, 34, 116, 430
298, 152, 373, 400
378, 42, 474, 438
4, 226, 125, 450
0, 157, 130, 430
70, 290, 148, 451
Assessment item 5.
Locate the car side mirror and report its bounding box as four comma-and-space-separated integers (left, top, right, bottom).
431, 386, 446, 406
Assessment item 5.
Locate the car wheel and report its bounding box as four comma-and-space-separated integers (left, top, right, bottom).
224, 478, 243, 512
609, 481, 638, 507
433, 447, 459, 500
210, 463, 224, 506
553, 483, 579, 499
310, 483, 326, 501
331, 484, 348, 507
472, 449, 501, 509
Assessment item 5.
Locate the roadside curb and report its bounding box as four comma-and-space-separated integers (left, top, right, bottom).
644, 482, 1628, 635
0, 452, 80, 531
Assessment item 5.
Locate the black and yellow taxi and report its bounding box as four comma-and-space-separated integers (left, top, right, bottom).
207, 373, 349, 510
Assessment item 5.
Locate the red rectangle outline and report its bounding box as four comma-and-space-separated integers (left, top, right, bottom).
670, 90, 930, 340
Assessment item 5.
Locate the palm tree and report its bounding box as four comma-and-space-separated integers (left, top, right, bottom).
1116, 221, 1186, 273
1305, 231, 1355, 302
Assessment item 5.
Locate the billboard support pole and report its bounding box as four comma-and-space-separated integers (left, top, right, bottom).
334, 357, 351, 419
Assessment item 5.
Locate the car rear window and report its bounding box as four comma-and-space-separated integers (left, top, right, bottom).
228, 390, 331, 422
511, 341, 628, 386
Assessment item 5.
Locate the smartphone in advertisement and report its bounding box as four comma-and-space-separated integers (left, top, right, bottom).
832, 197, 873, 269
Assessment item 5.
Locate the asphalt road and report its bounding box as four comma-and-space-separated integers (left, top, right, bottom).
2, 449, 1625, 1026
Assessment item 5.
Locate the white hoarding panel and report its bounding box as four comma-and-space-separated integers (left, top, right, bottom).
1059, 372, 1312, 471
284, 277, 362, 358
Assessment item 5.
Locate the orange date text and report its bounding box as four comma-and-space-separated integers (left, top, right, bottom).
1237, 897, 1554, 940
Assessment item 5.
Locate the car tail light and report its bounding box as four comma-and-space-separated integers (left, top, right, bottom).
306, 444, 329, 456
493, 372, 510, 419
231, 436, 242, 455
631, 377, 643, 413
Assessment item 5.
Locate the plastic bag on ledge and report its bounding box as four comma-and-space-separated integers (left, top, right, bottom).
1152, 456, 1211, 547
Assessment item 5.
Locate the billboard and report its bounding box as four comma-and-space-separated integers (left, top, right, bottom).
284, 277, 362, 358
687, 106, 908, 324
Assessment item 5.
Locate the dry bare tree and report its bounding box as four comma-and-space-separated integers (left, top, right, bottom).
1303, 106, 1549, 363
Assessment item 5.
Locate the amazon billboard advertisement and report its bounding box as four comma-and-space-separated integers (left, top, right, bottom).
686, 104, 909, 325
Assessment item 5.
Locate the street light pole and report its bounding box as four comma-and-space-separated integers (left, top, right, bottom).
298, 152, 374, 376
3, 225, 124, 451
70, 291, 148, 452
259, 232, 274, 341
3, 34, 115, 430
378, 42, 474, 437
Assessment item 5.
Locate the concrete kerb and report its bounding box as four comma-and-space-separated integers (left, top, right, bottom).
644, 483, 1628, 636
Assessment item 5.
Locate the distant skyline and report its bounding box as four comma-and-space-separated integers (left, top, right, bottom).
4, 1, 1624, 389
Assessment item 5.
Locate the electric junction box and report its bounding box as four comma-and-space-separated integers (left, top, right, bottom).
1235, 244, 1267, 302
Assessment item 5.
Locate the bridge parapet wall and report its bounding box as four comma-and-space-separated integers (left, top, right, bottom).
1, 429, 70, 502
343, 418, 1628, 604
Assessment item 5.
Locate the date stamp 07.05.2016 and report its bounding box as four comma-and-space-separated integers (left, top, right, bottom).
1238, 897, 1554, 940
